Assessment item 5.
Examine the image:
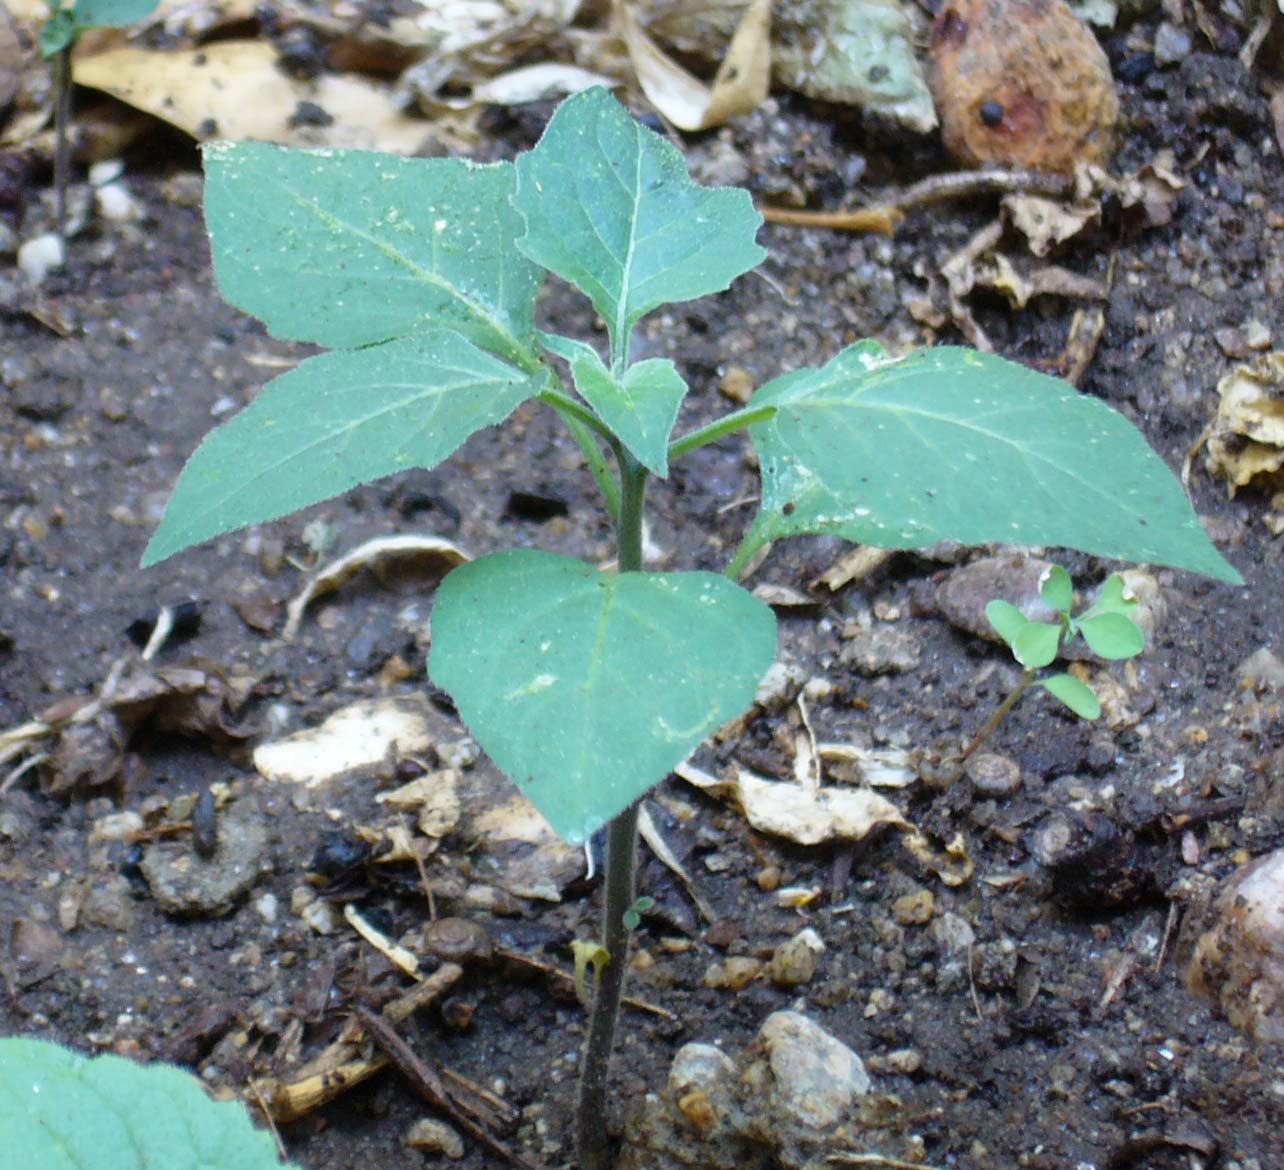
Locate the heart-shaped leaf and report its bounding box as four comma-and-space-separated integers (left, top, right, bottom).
513, 87, 765, 357
203, 141, 543, 368
0, 1036, 294, 1170
144, 330, 545, 565
743, 343, 1241, 583
539, 332, 686, 476
1039, 564, 1073, 612
430, 549, 777, 842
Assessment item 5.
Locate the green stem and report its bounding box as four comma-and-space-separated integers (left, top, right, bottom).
575, 452, 647, 1170
961, 668, 1035, 761
546, 397, 621, 525
53, 44, 72, 250
667, 403, 776, 462
538, 386, 614, 442
723, 531, 764, 581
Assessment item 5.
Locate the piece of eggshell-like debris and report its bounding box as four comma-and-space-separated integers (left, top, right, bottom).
1185, 846, 1284, 1043
929, 0, 1118, 173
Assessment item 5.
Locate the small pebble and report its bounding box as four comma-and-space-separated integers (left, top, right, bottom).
1186, 846, 1284, 1042
768, 927, 825, 985
891, 888, 935, 925
757, 1011, 870, 1130
405, 1117, 465, 1158
1152, 21, 1192, 67
965, 751, 1022, 796
17, 233, 64, 283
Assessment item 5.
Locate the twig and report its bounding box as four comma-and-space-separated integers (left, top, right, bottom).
761, 169, 1076, 236
828, 1154, 950, 1170
247, 1079, 289, 1162
496, 948, 680, 1022
354, 1006, 550, 1170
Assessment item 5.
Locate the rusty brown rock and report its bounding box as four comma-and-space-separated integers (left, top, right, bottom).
929, 0, 1118, 174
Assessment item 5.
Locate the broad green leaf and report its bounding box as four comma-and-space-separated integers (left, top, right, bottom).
513, 87, 765, 357
430, 549, 777, 842
0, 1036, 295, 1170
202, 142, 543, 368
539, 332, 685, 476
1039, 564, 1073, 613
1013, 620, 1063, 669
1077, 611, 1145, 659
143, 330, 545, 566
984, 599, 1030, 650
1039, 673, 1101, 719
743, 343, 1241, 583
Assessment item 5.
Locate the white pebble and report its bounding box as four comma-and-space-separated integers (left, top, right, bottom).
18, 233, 65, 283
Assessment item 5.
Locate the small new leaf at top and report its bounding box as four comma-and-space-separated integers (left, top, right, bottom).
39, 0, 159, 56
513, 88, 765, 364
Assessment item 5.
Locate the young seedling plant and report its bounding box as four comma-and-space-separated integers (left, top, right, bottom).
964, 565, 1146, 759
141, 87, 1240, 1169
38, 0, 160, 249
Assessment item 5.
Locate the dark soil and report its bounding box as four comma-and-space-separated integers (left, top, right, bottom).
3, 29, 1283, 1170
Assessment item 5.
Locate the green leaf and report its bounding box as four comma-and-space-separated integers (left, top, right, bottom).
0, 1036, 294, 1170
984, 599, 1030, 650
742, 343, 1241, 583
72, 0, 160, 26
1012, 620, 1063, 669
1076, 611, 1145, 659
513, 87, 765, 358
202, 141, 543, 368
38, 11, 76, 55
539, 332, 685, 476
1038, 673, 1101, 719
430, 550, 777, 843
41, 0, 158, 53
1039, 564, 1073, 613
1084, 574, 1138, 619
143, 330, 545, 566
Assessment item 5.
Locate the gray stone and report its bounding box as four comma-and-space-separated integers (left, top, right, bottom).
141, 799, 270, 917
757, 1011, 870, 1131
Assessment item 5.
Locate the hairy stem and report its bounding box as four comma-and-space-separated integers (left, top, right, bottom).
961, 668, 1035, 761
576, 451, 647, 1170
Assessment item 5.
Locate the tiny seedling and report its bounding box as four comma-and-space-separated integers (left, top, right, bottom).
964, 565, 1146, 758
0, 1036, 296, 1168
141, 88, 1238, 1168
38, 0, 160, 248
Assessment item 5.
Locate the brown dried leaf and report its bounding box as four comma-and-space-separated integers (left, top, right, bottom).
1204, 353, 1284, 532
617, 0, 770, 131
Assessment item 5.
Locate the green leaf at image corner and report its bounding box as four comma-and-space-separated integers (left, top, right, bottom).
40, 0, 159, 55
0, 1036, 294, 1170
1039, 672, 1101, 719
539, 332, 685, 476
513, 87, 765, 358
142, 329, 545, 566
202, 141, 543, 367
429, 549, 777, 843
742, 343, 1242, 584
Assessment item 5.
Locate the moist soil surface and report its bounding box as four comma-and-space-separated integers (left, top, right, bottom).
3, 29, 1283, 1170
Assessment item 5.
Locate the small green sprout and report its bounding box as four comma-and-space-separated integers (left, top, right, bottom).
38, 0, 161, 248
622, 894, 655, 931
965, 566, 1146, 758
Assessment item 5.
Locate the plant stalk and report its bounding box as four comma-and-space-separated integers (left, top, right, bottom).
575, 450, 647, 1170
667, 403, 776, 462
52, 44, 72, 250
961, 668, 1035, 762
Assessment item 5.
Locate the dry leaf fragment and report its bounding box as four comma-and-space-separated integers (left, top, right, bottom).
471, 793, 585, 902
1203, 352, 1284, 532
254, 696, 437, 787
377, 768, 462, 838
74, 41, 436, 152
284, 533, 469, 640
676, 761, 909, 847
617, 0, 770, 131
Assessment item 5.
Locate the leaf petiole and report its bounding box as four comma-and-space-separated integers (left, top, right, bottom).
668, 403, 777, 462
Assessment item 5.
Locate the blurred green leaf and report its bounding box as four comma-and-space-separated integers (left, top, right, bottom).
1038, 673, 1101, 719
